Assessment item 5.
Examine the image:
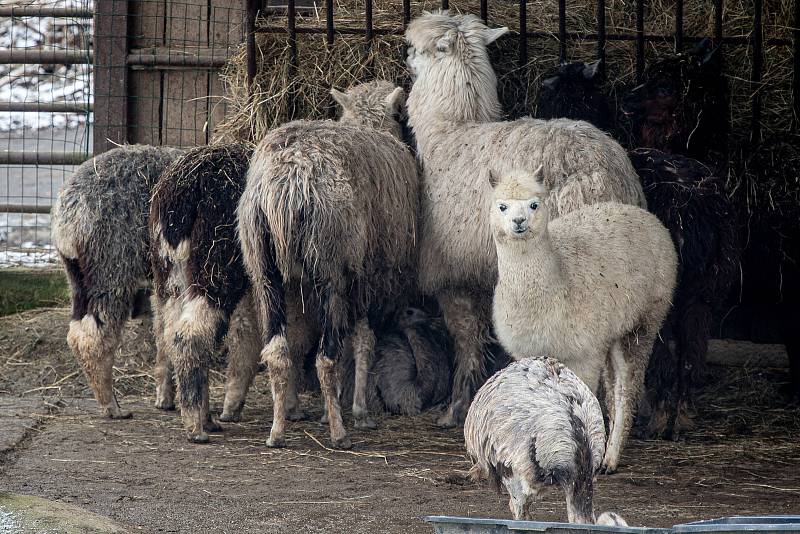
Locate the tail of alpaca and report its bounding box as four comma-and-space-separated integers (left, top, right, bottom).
237, 184, 287, 345
260, 164, 349, 283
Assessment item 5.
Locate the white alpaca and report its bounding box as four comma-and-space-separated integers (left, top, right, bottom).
489, 168, 677, 473
465, 357, 628, 525
405, 11, 647, 427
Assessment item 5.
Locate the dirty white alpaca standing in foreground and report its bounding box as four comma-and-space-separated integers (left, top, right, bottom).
405, 11, 646, 427
490, 168, 677, 473
238, 81, 419, 449
465, 357, 628, 524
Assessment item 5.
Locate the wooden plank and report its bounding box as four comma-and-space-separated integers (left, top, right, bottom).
93, 0, 129, 154
128, 0, 164, 145
130, 0, 166, 48
162, 0, 209, 146
128, 70, 163, 145
207, 73, 228, 143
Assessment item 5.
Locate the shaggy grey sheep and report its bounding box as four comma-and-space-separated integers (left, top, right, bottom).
51, 144, 184, 418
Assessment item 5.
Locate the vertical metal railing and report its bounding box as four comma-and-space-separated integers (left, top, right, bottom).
751, 0, 763, 143
636, 0, 645, 83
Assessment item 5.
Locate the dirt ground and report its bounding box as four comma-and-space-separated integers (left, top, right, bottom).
0, 308, 799, 533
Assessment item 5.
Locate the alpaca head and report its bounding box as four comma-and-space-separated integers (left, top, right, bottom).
405, 11, 508, 123
621, 38, 727, 159
397, 306, 429, 329
537, 60, 611, 131
331, 80, 406, 140
489, 167, 549, 242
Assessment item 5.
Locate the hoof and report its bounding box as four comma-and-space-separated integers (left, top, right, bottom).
106, 410, 133, 420
205, 419, 223, 433
600, 464, 617, 475
218, 411, 241, 423
266, 436, 286, 448
188, 432, 210, 444
436, 413, 459, 429
154, 401, 175, 411
330, 436, 352, 450
287, 408, 309, 422
319, 414, 329, 424
354, 416, 377, 430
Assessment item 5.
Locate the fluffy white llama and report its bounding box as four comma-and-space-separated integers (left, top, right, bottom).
238, 81, 419, 449
465, 357, 628, 524
404, 11, 647, 427
489, 168, 677, 473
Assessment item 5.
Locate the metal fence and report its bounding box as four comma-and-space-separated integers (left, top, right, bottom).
1, 0, 798, 266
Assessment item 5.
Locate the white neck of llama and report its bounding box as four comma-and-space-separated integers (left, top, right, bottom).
495, 224, 569, 307
407, 51, 503, 152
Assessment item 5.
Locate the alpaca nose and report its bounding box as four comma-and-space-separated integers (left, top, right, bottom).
513, 217, 525, 225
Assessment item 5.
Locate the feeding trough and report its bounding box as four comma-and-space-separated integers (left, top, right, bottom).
424, 516, 670, 534
425, 516, 800, 534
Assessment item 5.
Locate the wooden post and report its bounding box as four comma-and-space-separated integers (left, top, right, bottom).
93, 0, 129, 154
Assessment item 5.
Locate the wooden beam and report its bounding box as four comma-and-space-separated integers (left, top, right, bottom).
93, 0, 129, 154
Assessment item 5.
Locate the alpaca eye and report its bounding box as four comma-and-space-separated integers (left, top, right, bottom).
499, 204, 507, 212
530, 202, 539, 210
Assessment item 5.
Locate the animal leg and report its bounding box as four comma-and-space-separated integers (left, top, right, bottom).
781, 310, 800, 400
602, 340, 627, 474
351, 318, 377, 429
68, 312, 131, 419
603, 331, 652, 473
641, 324, 677, 439
220, 294, 261, 422
669, 301, 711, 439
437, 291, 490, 428
152, 298, 175, 411
264, 331, 292, 447
171, 296, 225, 443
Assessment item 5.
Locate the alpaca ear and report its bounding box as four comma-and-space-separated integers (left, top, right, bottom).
436, 29, 457, 53
484, 26, 509, 45
330, 88, 351, 110
532, 165, 545, 185
583, 60, 602, 80
488, 170, 500, 189
542, 76, 559, 91
384, 87, 405, 114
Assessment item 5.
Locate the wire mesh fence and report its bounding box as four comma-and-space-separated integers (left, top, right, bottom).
1, 0, 798, 267
0, 0, 92, 267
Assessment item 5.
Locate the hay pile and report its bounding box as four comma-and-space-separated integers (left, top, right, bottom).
214, 0, 796, 144
212, 0, 798, 218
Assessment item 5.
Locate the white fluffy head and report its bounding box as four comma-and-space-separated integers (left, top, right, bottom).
489, 167, 549, 241
405, 11, 508, 123
331, 80, 406, 140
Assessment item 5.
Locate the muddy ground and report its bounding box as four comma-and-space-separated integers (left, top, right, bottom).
0, 308, 799, 533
